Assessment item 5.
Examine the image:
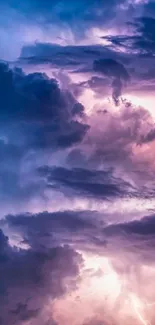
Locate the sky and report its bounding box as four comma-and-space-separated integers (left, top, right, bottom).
1, 0, 155, 324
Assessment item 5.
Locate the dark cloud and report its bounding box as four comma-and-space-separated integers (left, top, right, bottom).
19, 43, 133, 104
0, 63, 88, 208
104, 214, 155, 237
93, 58, 129, 81
129, 214, 155, 236
0, 62, 85, 124
103, 16, 155, 55
84, 76, 110, 93
0, 225, 82, 325
0, 0, 144, 62
144, 0, 155, 17
19, 43, 126, 69
19, 40, 155, 98
10, 302, 39, 323
101, 213, 155, 265
93, 58, 130, 105
37, 166, 134, 200
4, 210, 98, 249
1, 1, 155, 324
2, 207, 155, 324
0, 229, 10, 257
4, 208, 155, 268
132, 16, 155, 54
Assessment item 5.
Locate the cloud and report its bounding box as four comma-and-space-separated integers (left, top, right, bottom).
19, 40, 155, 99
4, 210, 98, 249
0, 138, 44, 208
19, 42, 125, 70
103, 16, 155, 55
0, 0, 130, 36
93, 58, 130, 104
60, 100, 155, 203
19, 42, 132, 104
104, 213, 155, 237
0, 0, 138, 61
0, 225, 82, 325
77, 102, 149, 166
1, 1, 155, 324
0, 0, 150, 61
4, 208, 155, 265
37, 166, 134, 200
0, 63, 88, 209
93, 58, 129, 81
0, 62, 86, 126
84, 102, 155, 168
101, 213, 155, 268
2, 207, 155, 324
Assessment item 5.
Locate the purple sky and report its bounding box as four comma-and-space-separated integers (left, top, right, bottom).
1, 1, 155, 324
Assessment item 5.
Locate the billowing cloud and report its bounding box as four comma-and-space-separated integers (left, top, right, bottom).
20, 40, 155, 104
0, 225, 82, 325
0, 62, 88, 209
1, 1, 155, 325
1, 208, 155, 325
0, 62, 87, 129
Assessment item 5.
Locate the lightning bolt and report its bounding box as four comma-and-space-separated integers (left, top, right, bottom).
130, 295, 151, 325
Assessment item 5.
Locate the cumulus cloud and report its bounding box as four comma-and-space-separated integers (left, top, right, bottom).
1, 1, 155, 324
0, 62, 88, 209
0, 62, 86, 127
0, 225, 82, 325
2, 207, 155, 325
73, 101, 153, 170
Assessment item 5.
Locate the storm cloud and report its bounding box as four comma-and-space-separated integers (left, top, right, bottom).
0, 62, 88, 209
1, 0, 155, 324
0, 225, 82, 325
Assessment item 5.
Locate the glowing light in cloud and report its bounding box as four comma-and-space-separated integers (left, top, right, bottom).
124, 94, 155, 119
51, 251, 155, 325
80, 252, 122, 302
130, 294, 151, 325
52, 252, 122, 325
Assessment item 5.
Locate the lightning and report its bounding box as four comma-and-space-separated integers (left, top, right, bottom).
130, 294, 151, 325
51, 251, 155, 325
